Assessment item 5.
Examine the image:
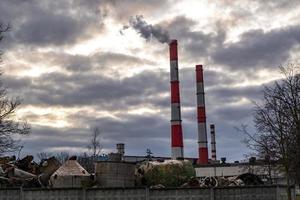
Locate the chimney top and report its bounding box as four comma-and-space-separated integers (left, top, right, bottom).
196, 64, 203, 70
169, 39, 177, 45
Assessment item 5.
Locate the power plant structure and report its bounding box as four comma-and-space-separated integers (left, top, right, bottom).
169, 40, 184, 159
210, 124, 217, 161
196, 64, 208, 164
168, 41, 214, 164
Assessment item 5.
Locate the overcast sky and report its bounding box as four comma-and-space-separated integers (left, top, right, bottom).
0, 0, 300, 161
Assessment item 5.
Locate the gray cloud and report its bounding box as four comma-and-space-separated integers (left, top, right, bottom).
254, 0, 300, 13
91, 52, 156, 68
4, 69, 168, 109
15, 13, 83, 46
20, 112, 172, 157
213, 25, 300, 69
0, 0, 105, 48
12, 51, 155, 73
163, 16, 226, 61
107, 0, 172, 22
0, 0, 174, 49
164, 15, 300, 72
209, 85, 262, 105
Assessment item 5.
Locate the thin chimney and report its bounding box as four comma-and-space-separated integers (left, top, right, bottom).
210, 124, 217, 161
196, 64, 208, 164
169, 40, 184, 159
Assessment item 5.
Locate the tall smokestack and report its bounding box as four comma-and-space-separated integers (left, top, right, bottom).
196, 64, 208, 164
169, 40, 184, 159
210, 124, 216, 161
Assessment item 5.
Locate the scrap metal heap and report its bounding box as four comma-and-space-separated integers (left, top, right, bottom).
0, 153, 264, 188
181, 173, 263, 188
135, 160, 263, 188
0, 155, 60, 188
136, 160, 195, 187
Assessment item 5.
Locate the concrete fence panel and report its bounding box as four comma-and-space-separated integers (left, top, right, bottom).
0, 185, 295, 200
86, 188, 146, 200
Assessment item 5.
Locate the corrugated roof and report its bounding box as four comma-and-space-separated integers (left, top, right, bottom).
51, 160, 90, 177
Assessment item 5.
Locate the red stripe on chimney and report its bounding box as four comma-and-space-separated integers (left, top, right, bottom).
198, 147, 208, 164
171, 124, 183, 147
197, 106, 206, 123
169, 40, 178, 60
196, 65, 203, 82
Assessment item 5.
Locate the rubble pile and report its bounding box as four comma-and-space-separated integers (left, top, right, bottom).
0, 155, 60, 188
136, 160, 196, 187
180, 173, 263, 188
0, 155, 265, 189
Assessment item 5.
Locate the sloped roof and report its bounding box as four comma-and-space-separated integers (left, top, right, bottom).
51, 160, 90, 177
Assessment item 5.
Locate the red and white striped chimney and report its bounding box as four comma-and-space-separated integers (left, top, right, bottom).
169, 40, 184, 159
210, 124, 217, 161
196, 64, 208, 164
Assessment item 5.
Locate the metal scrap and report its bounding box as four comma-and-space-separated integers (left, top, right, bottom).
0, 155, 60, 188
180, 173, 263, 188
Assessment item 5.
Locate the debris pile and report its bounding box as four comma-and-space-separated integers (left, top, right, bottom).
181, 173, 263, 188
136, 160, 196, 187
0, 155, 60, 188
1, 155, 265, 189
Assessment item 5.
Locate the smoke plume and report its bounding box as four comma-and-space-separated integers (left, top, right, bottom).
126, 15, 170, 44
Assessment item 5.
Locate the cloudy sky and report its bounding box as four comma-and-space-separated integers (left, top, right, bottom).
0, 0, 300, 161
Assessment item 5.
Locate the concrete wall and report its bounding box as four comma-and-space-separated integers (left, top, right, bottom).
50, 175, 91, 188
94, 161, 135, 187
0, 185, 295, 200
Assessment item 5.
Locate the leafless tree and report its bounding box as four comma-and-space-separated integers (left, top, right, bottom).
0, 23, 30, 155
87, 127, 102, 158
36, 152, 52, 161
55, 152, 69, 164
239, 63, 300, 200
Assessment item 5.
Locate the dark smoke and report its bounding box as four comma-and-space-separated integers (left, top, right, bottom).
126, 15, 170, 44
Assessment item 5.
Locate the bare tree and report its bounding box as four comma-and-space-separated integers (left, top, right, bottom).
240, 64, 300, 200
55, 152, 69, 164
37, 152, 53, 161
0, 23, 30, 155
87, 127, 102, 158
